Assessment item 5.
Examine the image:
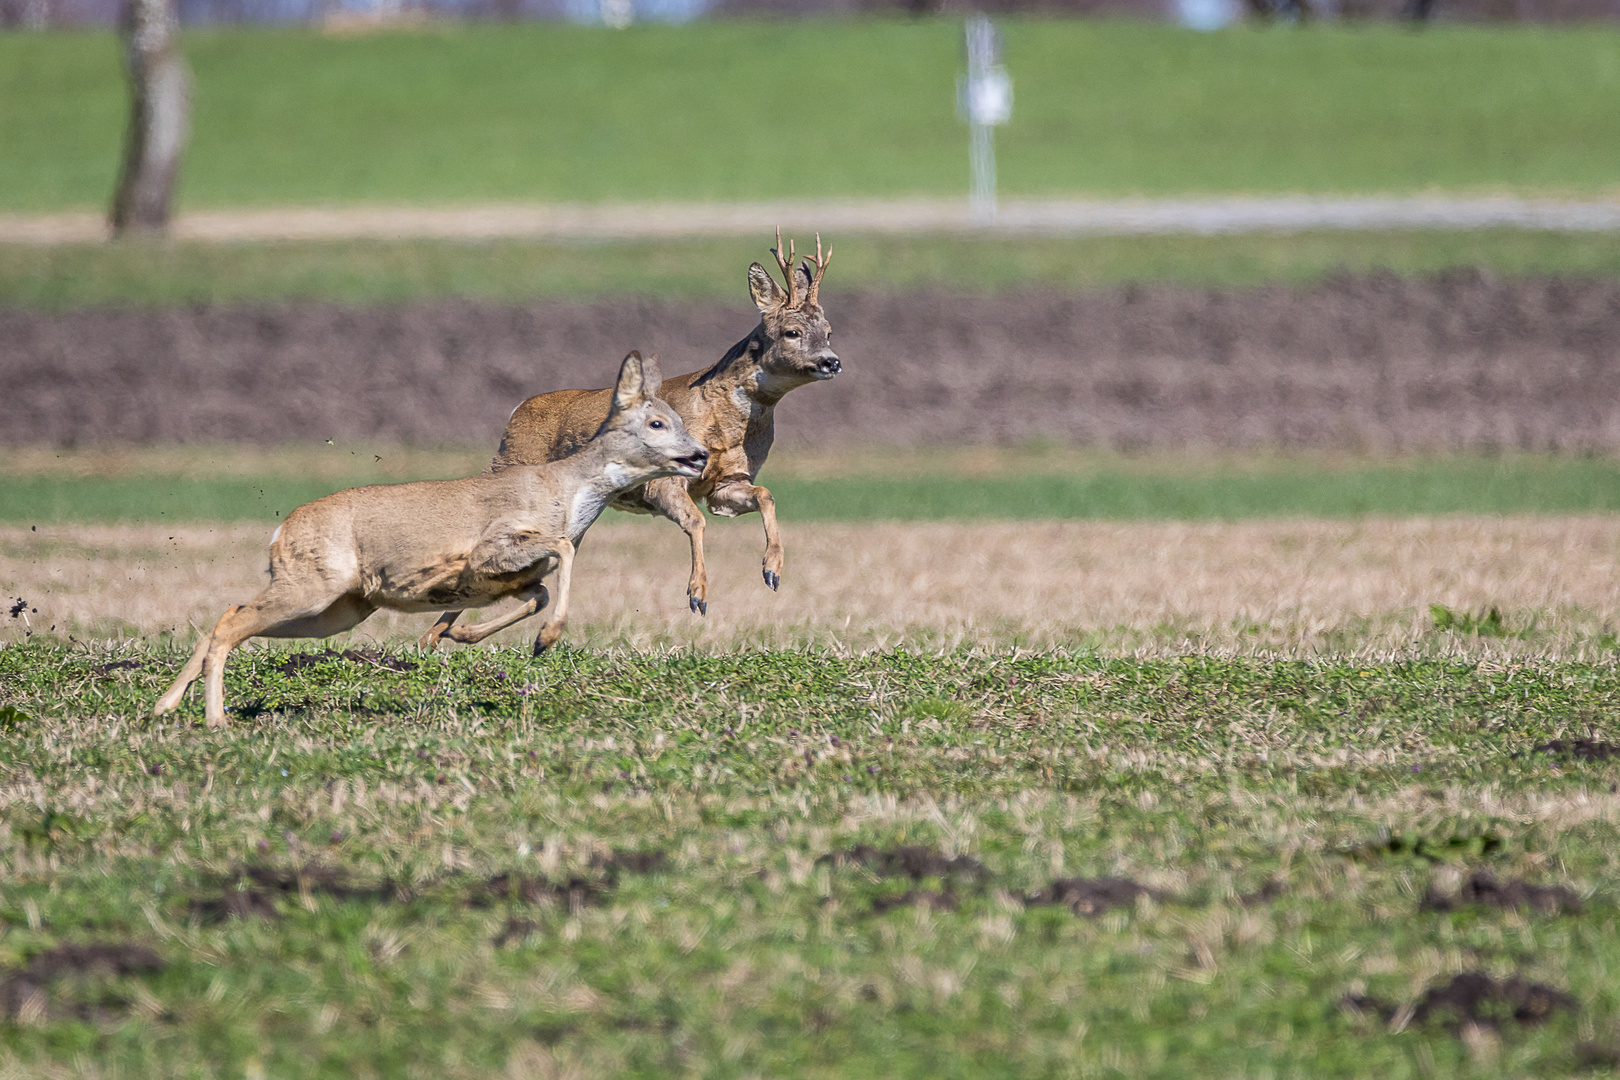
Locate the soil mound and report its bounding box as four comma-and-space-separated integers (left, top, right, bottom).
6, 272, 1619, 451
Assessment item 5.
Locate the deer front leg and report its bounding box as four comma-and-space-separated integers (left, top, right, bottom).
532, 539, 574, 655
641, 477, 710, 616
442, 584, 550, 646
707, 479, 784, 592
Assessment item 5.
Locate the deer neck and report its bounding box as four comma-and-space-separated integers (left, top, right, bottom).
703, 325, 807, 409
528, 435, 653, 541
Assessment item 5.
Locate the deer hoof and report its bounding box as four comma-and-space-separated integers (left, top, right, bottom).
763, 569, 780, 592
689, 596, 707, 617
532, 636, 550, 657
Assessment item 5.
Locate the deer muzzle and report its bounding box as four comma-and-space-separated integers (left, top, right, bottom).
814, 352, 841, 378
672, 449, 710, 478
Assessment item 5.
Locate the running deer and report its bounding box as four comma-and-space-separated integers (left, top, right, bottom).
155, 352, 706, 727
421, 231, 837, 646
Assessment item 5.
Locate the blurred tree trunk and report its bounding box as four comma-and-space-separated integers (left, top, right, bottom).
110, 0, 190, 236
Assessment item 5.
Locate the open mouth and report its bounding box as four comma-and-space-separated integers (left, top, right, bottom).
673, 453, 708, 477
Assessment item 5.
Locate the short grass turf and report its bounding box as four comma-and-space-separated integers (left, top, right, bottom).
10, 229, 1620, 309
0, 640, 1617, 1076
5, 21, 1620, 212
3, 453, 1618, 524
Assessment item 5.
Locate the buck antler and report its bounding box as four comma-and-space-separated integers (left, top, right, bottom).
771, 227, 799, 307
802, 232, 833, 305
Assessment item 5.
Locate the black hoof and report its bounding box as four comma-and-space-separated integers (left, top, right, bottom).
763, 569, 780, 591
689, 596, 707, 617
532, 638, 550, 657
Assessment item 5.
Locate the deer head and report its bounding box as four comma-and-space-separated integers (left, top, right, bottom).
596, 351, 710, 481
745, 229, 840, 388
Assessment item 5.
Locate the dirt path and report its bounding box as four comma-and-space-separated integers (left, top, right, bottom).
7, 195, 1620, 245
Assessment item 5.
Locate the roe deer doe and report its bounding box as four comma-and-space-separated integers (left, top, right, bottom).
422, 231, 837, 646
154, 352, 705, 727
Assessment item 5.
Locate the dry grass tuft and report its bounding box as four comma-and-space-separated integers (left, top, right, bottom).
3, 515, 1616, 657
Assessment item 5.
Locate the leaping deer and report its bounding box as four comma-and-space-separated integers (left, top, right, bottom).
155, 352, 706, 727
421, 230, 838, 646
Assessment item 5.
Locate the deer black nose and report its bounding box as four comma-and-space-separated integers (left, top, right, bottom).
817, 353, 841, 375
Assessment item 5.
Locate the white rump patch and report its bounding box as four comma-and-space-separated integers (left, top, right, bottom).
270, 523, 283, 545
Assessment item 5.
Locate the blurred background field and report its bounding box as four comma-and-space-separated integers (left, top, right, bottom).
5, 22, 1620, 212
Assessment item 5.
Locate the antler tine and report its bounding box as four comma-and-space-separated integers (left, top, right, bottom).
770, 226, 800, 306
804, 232, 833, 303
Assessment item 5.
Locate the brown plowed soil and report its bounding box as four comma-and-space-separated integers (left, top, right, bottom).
5, 271, 1619, 450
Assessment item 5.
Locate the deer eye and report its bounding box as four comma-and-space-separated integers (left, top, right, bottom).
783, 329, 800, 339
650, 420, 665, 429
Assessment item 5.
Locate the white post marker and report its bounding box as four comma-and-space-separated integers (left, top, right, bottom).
958, 15, 1012, 224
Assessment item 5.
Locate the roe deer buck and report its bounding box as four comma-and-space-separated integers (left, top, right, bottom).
421, 231, 837, 646
154, 352, 706, 727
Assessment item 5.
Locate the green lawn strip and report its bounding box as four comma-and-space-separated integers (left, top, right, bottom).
5, 456, 1618, 524
9, 229, 1620, 309
5, 22, 1620, 212
0, 641, 1615, 1075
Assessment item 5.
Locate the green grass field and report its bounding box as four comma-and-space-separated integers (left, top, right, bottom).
0, 641, 1616, 1076
4, 21, 1620, 212
4, 452, 1618, 524
9, 228, 1620, 308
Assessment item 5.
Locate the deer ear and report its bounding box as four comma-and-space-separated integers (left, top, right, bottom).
795, 261, 815, 297
612, 350, 647, 411
748, 262, 785, 313
638, 351, 665, 393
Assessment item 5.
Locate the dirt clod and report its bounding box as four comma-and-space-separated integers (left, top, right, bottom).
188, 889, 282, 923
0, 942, 167, 1022
475, 873, 606, 913
1532, 739, 1620, 762
818, 845, 990, 885
493, 917, 539, 947
91, 660, 141, 676
235, 863, 404, 904
1026, 876, 1169, 917
869, 890, 958, 915
1421, 871, 1583, 916
595, 848, 669, 878
1346, 972, 1576, 1031
273, 648, 416, 676
20, 943, 165, 982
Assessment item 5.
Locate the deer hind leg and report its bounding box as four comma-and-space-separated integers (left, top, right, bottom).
166, 586, 374, 728
642, 478, 709, 616
707, 480, 783, 592
420, 609, 461, 650
444, 584, 550, 646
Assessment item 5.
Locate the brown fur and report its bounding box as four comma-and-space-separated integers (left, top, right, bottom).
441, 232, 838, 625
154, 352, 707, 726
